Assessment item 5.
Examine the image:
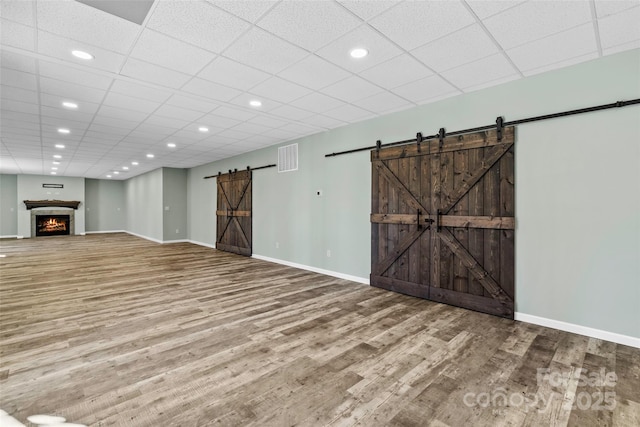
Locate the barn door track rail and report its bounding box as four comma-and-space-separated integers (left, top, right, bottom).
203, 164, 276, 179
325, 98, 640, 158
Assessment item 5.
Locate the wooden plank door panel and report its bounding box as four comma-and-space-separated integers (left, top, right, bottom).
370, 128, 515, 318
216, 170, 252, 256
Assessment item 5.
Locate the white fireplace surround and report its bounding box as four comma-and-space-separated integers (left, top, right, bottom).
31, 209, 75, 237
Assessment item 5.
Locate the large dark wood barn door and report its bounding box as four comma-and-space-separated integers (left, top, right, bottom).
216, 170, 252, 256
370, 128, 515, 318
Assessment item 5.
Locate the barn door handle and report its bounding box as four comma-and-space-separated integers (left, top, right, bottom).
436, 209, 442, 232
417, 209, 422, 229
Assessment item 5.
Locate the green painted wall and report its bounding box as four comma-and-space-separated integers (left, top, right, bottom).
125, 168, 163, 242
187, 50, 640, 338
0, 174, 18, 237
162, 167, 187, 241
85, 179, 126, 232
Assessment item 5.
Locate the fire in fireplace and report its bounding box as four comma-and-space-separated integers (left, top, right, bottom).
36, 215, 71, 236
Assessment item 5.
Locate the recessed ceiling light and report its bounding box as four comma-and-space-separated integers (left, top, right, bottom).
350, 48, 368, 59
131, 161, 139, 166
58, 128, 70, 134
51, 171, 57, 175
198, 126, 209, 132
167, 143, 176, 148
114, 171, 120, 175
51, 167, 58, 170
107, 175, 112, 178
146, 154, 154, 158
55, 144, 65, 149
52, 161, 60, 165
62, 101, 78, 109
53, 155, 62, 159
249, 100, 262, 107
122, 166, 129, 170
71, 50, 93, 60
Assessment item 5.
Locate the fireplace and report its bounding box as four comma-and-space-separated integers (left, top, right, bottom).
36, 215, 70, 236
30, 209, 75, 237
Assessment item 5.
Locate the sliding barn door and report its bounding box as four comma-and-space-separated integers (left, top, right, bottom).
216, 170, 252, 256
370, 128, 515, 318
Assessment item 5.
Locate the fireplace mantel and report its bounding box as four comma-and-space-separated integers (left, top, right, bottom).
24, 200, 81, 210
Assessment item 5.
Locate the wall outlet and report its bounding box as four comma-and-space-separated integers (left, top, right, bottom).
176, 229, 179, 234
275, 241, 279, 248
316, 189, 323, 196
326, 249, 331, 257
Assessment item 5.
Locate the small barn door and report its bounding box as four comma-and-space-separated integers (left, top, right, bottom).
370, 128, 515, 318
216, 170, 252, 256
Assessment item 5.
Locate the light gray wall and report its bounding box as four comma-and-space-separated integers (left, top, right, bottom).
162, 168, 187, 241
16, 174, 86, 237
85, 179, 126, 232
187, 49, 640, 338
0, 174, 18, 237
125, 168, 163, 242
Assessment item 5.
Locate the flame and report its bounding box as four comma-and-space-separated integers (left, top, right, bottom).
39, 217, 67, 232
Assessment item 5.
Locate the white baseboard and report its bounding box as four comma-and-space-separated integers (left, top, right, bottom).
515, 312, 639, 348
125, 231, 163, 244
0, 235, 18, 239
85, 230, 126, 234
17, 235, 24, 239
251, 254, 369, 285
162, 239, 189, 244
187, 240, 216, 249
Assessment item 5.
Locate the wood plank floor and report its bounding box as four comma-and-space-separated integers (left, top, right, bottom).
0, 233, 638, 427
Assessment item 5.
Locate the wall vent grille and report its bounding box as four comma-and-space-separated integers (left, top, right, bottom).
278, 143, 298, 173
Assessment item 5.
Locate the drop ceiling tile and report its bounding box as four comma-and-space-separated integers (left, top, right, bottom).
120, 59, 192, 89
1, 0, 35, 26
224, 27, 308, 74
166, 94, 219, 113
466, 0, 525, 19
143, 114, 190, 131
207, 0, 278, 23
0, 67, 36, 91
483, 1, 592, 50
317, 25, 404, 73
337, 0, 398, 21
153, 104, 205, 122
40, 93, 101, 115
411, 24, 500, 73
182, 78, 243, 102
322, 75, 383, 103
246, 115, 289, 129
360, 54, 433, 89
290, 92, 346, 114
129, 29, 215, 75
109, 80, 172, 103
147, 0, 250, 53
300, 114, 347, 129
277, 55, 351, 90
277, 122, 321, 136
0, 19, 35, 51
263, 127, 298, 139
323, 104, 374, 122
1, 51, 36, 74
39, 76, 107, 104
249, 76, 312, 103
269, 104, 315, 121
369, 1, 475, 50
97, 105, 150, 122
257, 1, 361, 51
198, 56, 271, 91
598, 5, 640, 48
355, 91, 412, 114
103, 91, 161, 114
39, 105, 95, 123
38, 60, 114, 90
195, 113, 242, 130
91, 114, 139, 130
1, 85, 38, 104
441, 53, 517, 90
603, 39, 640, 55
36, 0, 140, 54
1, 111, 39, 125
461, 74, 520, 93
2, 98, 39, 115
231, 121, 272, 135
211, 105, 257, 121
228, 93, 283, 112
37, 31, 126, 73
595, 1, 639, 18
507, 23, 597, 73
215, 128, 252, 141
522, 52, 599, 77
392, 74, 459, 104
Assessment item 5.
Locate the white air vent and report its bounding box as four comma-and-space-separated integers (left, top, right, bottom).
278, 143, 298, 173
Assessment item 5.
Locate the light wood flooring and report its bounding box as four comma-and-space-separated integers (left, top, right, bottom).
0, 233, 638, 426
